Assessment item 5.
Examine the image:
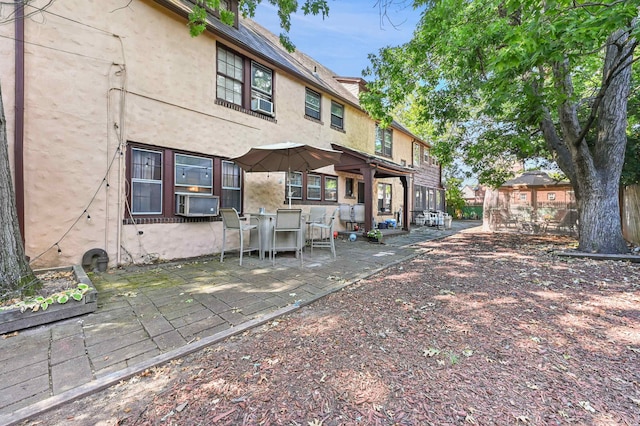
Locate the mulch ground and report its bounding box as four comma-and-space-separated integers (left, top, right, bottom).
24, 231, 640, 425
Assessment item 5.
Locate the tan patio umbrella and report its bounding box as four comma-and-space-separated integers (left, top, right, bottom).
231, 142, 342, 207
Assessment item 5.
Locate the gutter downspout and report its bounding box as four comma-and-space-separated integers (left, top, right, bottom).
14, 0, 25, 244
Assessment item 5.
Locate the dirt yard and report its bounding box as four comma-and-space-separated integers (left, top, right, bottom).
23, 231, 640, 425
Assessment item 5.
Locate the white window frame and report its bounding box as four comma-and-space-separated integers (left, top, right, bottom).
307, 174, 322, 200
216, 46, 243, 105
288, 171, 303, 200
175, 153, 213, 195
330, 101, 344, 129
305, 88, 321, 120
131, 148, 163, 215
325, 176, 338, 201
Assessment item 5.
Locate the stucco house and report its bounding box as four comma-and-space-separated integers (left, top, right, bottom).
1, 0, 443, 269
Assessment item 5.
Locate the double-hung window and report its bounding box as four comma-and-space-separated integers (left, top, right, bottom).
413, 143, 421, 166
324, 176, 337, 201
307, 174, 322, 200
251, 62, 273, 115
285, 172, 338, 203
305, 88, 321, 120
222, 161, 242, 212
375, 125, 392, 158
330, 101, 344, 129
288, 172, 303, 199
131, 148, 163, 214
217, 45, 274, 116
217, 46, 243, 106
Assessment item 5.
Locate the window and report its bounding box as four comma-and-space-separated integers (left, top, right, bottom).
414, 185, 427, 211
357, 181, 365, 204
175, 154, 212, 194
128, 144, 244, 220
325, 176, 337, 201
250, 61, 273, 114
305, 88, 321, 120
345, 178, 354, 197
375, 125, 392, 157
217, 45, 274, 116
547, 192, 556, 201
222, 161, 242, 212
424, 147, 430, 164
413, 143, 421, 166
285, 171, 338, 203
519, 193, 527, 201
217, 46, 243, 106
378, 183, 392, 213
288, 172, 303, 199
131, 148, 163, 214
330, 101, 344, 129
307, 174, 322, 200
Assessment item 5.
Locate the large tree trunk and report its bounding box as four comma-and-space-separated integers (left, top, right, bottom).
0, 83, 37, 299
542, 27, 634, 254
574, 28, 633, 254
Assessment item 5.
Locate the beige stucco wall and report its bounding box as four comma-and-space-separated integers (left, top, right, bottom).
3, 0, 434, 269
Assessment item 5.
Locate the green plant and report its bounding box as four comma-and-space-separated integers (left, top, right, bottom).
0, 283, 93, 313
366, 229, 382, 239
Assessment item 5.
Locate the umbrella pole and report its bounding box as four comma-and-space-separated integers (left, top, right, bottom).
288, 167, 292, 208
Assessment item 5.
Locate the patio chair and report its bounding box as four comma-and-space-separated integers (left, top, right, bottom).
272, 209, 304, 266
307, 207, 326, 239
220, 208, 261, 266
309, 207, 338, 258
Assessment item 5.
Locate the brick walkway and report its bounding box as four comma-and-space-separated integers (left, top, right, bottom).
0, 221, 481, 425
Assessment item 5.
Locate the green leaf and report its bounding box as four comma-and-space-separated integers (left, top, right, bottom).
77, 283, 89, 291
41, 302, 49, 311
71, 292, 83, 301
57, 294, 69, 304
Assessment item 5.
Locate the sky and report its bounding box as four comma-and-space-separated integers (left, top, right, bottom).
253, 0, 423, 78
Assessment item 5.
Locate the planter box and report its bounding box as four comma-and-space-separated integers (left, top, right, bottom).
0, 265, 97, 335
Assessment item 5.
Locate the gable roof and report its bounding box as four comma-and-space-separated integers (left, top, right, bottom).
501, 171, 571, 188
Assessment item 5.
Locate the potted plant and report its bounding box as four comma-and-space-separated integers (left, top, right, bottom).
366, 229, 383, 243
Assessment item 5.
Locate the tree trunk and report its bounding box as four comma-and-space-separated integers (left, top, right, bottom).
482, 188, 500, 231
0, 83, 37, 298
545, 28, 634, 254
574, 28, 633, 254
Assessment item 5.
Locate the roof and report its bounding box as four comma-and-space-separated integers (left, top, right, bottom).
154, 0, 427, 145
331, 143, 414, 178
501, 171, 571, 188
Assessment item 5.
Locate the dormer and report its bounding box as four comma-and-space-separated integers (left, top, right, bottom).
334, 77, 368, 98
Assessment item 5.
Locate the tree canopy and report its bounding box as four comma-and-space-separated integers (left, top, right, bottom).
362, 0, 638, 186
361, 0, 638, 253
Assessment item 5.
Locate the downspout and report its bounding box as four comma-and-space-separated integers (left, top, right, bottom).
14, 0, 25, 244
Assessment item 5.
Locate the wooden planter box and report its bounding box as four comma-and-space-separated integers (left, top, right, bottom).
0, 265, 97, 335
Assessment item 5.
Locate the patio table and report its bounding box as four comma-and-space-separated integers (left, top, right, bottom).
250, 212, 306, 259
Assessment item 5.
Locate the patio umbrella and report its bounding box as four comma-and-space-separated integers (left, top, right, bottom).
231, 142, 342, 207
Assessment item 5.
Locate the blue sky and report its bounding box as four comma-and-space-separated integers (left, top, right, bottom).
253, 1, 423, 78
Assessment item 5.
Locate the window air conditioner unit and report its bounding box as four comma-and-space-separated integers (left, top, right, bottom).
175, 194, 219, 217
251, 98, 274, 115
